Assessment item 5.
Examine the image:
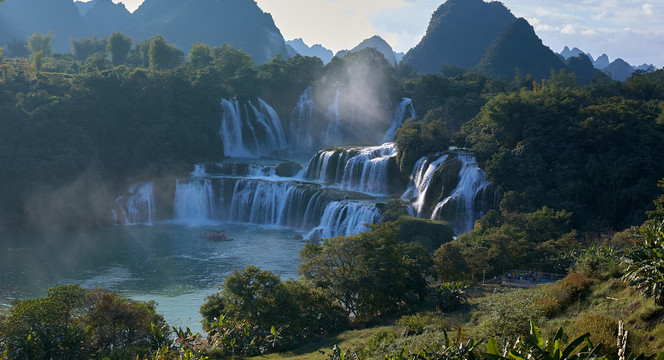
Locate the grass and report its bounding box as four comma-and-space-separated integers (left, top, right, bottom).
249, 278, 664, 359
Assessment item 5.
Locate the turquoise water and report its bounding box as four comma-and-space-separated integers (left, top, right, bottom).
0, 222, 306, 334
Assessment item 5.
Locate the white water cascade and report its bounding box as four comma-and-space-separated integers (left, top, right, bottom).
431, 152, 492, 234
307, 201, 382, 240
116, 182, 156, 225
401, 150, 493, 234
303, 143, 396, 195
219, 98, 288, 157
401, 153, 450, 216
382, 98, 416, 142
324, 90, 342, 147
290, 86, 315, 151
228, 180, 328, 229
174, 179, 215, 223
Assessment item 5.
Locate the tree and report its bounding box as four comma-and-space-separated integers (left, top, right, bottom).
188, 42, 213, 68
299, 222, 432, 322
4, 39, 30, 58
71, 36, 107, 61
622, 220, 664, 305
27, 32, 55, 56
148, 35, 184, 70
107, 32, 132, 66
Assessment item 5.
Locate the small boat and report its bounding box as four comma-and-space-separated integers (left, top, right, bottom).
198, 230, 233, 241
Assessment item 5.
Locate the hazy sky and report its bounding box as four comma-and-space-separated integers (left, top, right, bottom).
109, 0, 663, 67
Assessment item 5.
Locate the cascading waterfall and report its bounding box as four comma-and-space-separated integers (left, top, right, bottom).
250, 98, 288, 151
324, 90, 342, 147
431, 152, 492, 234
228, 179, 327, 229
401, 153, 450, 216
290, 86, 315, 151
382, 98, 416, 142
303, 143, 396, 195
307, 201, 381, 240
219, 98, 288, 157
116, 182, 156, 225
174, 179, 215, 223
219, 99, 251, 157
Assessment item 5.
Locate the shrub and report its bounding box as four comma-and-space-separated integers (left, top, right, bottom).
396, 314, 448, 336
435, 283, 469, 312
569, 313, 618, 356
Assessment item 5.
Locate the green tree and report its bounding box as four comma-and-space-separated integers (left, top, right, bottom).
71, 36, 107, 61
299, 222, 432, 322
148, 35, 184, 70
27, 32, 55, 56
107, 32, 132, 66
622, 220, 664, 305
188, 42, 213, 68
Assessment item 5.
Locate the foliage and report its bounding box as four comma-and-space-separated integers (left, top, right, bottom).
107, 32, 132, 66
299, 222, 432, 322
395, 113, 451, 173
436, 283, 470, 312
478, 289, 548, 339
27, 32, 55, 56
71, 36, 107, 62
0, 284, 166, 359
200, 266, 347, 351
148, 35, 184, 70
568, 314, 617, 356
396, 314, 448, 336
622, 220, 664, 305
573, 246, 621, 279
460, 84, 664, 230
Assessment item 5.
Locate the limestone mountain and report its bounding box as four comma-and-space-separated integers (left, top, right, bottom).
593, 54, 610, 69
402, 0, 515, 74
347, 35, 398, 65
604, 58, 635, 82
82, 0, 132, 37
477, 18, 565, 81
286, 38, 334, 64
565, 54, 604, 84
124, 0, 289, 64
0, 0, 90, 54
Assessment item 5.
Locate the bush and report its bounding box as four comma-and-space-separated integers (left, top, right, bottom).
569, 313, 618, 356
396, 314, 448, 336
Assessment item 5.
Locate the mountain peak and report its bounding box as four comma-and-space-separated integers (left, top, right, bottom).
477, 17, 565, 81
349, 35, 397, 65
402, 0, 515, 74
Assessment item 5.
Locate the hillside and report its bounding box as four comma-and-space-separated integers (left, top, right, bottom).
0, 0, 90, 53
477, 18, 566, 81
82, 0, 132, 37
402, 0, 515, 74
124, 0, 289, 64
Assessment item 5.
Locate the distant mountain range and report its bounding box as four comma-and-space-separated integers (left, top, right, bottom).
559, 46, 656, 81
0, 0, 289, 64
402, 0, 605, 82
0, 0, 654, 80
285, 38, 334, 64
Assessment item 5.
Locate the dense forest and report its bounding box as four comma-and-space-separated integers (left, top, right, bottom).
2, 30, 664, 359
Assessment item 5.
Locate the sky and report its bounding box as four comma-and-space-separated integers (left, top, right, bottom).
109, 0, 664, 68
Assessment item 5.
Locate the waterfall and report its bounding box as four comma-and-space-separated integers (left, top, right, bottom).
324, 90, 342, 146
116, 182, 156, 225
382, 98, 416, 142
190, 164, 207, 177
307, 201, 381, 240
219, 99, 252, 157
228, 179, 328, 229
290, 86, 315, 151
251, 98, 288, 151
219, 98, 288, 158
174, 179, 215, 223
431, 152, 492, 234
400, 153, 449, 216
303, 143, 396, 195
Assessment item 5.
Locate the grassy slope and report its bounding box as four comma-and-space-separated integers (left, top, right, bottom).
254, 279, 664, 359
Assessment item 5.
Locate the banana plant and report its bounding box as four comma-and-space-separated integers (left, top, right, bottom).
497, 320, 606, 360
